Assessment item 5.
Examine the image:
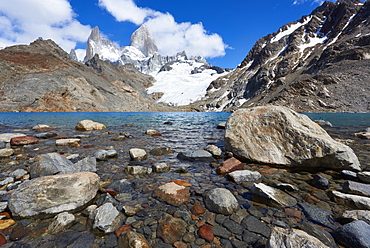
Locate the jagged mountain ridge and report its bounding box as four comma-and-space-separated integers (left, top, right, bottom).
193, 0, 370, 113
0, 39, 185, 112
83, 25, 211, 75
82, 25, 227, 106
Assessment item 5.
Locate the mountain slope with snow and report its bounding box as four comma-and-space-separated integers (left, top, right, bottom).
192, 0, 370, 113
147, 58, 228, 106
83, 25, 228, 106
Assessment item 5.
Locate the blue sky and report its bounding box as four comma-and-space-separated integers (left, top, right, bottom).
0, 0, 333, 68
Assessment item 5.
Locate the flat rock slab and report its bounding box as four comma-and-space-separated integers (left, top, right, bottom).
339, 210, 370, 225
298, 203, 335, 229
8, 172, 100, 218
224, 106, 361, 171
331, 191, 370, 210
228, 170, 262, 184
268, 226, 330, 248
251, 183, 297, 208
343, 180, 370, 197
177, 149, 216, 162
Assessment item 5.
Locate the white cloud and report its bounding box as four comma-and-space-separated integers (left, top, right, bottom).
98, 0, 227, 58
75, 48, 87, 62
0, 0, 91, 52
98, 0, 158, 25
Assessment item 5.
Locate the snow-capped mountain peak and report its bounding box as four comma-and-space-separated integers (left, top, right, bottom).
130, 24, 158, 57
82, 24, 228, 106
84, 26, 122, 62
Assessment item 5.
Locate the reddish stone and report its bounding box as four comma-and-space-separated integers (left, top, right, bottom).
284, 208, 302, 221
171, 180, 192, 187
10, 227, 31, 241
198, 225, 214, 243
0, 212, 11, 219
83, 145, 95, 148
304, 194, 321, 204
101, 188, 117, 197
10, 136, 38, 146
157, 215, 187, 244
258, 167, 279, 175
0, 233, 6, 246
153, 182, 190, 206
151, 133, 162, 137
216, 157, 244, 174
191, 204, 206, 216
115, 225, 132, 237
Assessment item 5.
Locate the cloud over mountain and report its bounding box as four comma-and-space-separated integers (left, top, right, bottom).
98, 0, 227, 58
0, 0, 91, 51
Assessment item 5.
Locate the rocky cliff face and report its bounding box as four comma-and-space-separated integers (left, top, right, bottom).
0, 39, 184, 112
83, 25, 215, 76
194, 0, 370, 113
130, 24, 158, 57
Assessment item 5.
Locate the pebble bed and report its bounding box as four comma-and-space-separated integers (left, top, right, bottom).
0, 118, 368, 248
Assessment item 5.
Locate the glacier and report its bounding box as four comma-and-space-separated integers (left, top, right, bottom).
82, 25, 228, 106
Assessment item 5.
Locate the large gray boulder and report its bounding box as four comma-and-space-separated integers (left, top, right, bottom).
225, 106, 361, 171
8, 172, 100, 218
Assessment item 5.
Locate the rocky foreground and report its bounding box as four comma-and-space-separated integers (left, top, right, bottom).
0, 106, 369, 247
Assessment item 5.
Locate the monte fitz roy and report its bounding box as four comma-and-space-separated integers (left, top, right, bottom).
0, 0, 369, 112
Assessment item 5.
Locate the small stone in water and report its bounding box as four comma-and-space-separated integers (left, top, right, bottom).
198, 224, 214, 243
145, 130, 158, 135
10, 136, 38, 146
129, 148, 148, 161
0, 149, 13, 158
152, 163, 170, 173
217, 157, 244, 174
191, 204, 206, 216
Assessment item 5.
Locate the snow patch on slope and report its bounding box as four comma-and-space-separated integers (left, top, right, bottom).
271, 16, 312, 43
147, 61, 228, 106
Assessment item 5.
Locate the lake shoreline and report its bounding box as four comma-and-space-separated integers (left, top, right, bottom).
0, 112, 368, 247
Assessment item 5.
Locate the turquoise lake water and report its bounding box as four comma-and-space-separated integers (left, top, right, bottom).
0, 112, 368, 131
